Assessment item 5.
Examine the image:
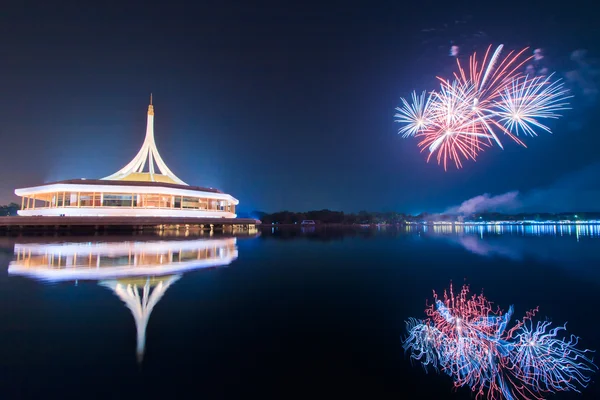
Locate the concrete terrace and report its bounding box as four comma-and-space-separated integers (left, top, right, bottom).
0, 216, 260, 232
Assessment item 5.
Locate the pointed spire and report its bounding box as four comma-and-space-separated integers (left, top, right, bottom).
148, 93, 154, 116
102, 98, 187, 185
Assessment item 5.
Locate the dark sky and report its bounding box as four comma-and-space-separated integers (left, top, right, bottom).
1, 0, 599, 213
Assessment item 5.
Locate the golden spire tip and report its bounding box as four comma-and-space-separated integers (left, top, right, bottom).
148, 93, 154, 115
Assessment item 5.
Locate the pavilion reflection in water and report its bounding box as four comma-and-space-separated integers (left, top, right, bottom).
8, 237, 239, 362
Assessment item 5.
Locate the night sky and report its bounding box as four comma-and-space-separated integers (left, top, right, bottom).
1, 1, 599, 214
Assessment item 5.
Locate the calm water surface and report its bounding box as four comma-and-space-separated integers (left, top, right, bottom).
1, 226, 599, 399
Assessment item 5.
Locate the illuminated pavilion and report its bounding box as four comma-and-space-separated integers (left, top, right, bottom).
15, 96, 238, 218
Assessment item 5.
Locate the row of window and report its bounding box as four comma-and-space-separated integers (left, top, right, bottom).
25, 192, 234, 211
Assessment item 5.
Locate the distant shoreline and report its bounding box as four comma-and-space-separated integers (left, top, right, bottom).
260, 221, 600, 227
253, 211, 600, 226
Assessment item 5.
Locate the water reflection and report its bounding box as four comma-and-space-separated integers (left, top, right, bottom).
263, 223, 600, 241
415, 225, 600, 259
404, 283, 597, 399
411, 224, 600, 281
259, 225, 600, 282
9, 237, 238, 281
100, 276, 180, 363
408, 222, 600, 240
8, 236, 240, 362
452, 235, 522, 260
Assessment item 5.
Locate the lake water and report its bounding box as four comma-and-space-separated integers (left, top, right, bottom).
0, 225, 599, 399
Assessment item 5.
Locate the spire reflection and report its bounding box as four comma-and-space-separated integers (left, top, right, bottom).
100, 276, 180, 363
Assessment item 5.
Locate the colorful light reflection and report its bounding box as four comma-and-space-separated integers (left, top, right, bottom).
403, 283, 596, 399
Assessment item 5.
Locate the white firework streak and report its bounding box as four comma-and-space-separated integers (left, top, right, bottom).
479, 44, 504, 90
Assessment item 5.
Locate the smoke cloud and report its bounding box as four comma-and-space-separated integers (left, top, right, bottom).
565, 49, 599, 105
445, 191, 520, 215
445, 163, 600, 215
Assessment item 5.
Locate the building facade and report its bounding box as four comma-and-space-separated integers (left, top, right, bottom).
15, 97, 238, 218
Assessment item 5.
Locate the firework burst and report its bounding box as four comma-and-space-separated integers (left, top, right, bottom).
495, 74, 573, 137
403, 283, 596, 399
510, 320, 597, 393
395, 45, 572, 170
394, 91, 433, 138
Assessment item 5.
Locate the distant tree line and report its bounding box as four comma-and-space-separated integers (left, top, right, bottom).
254, 210, 408, 225
0, 203, 19, 216
254, 210, 600, 224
